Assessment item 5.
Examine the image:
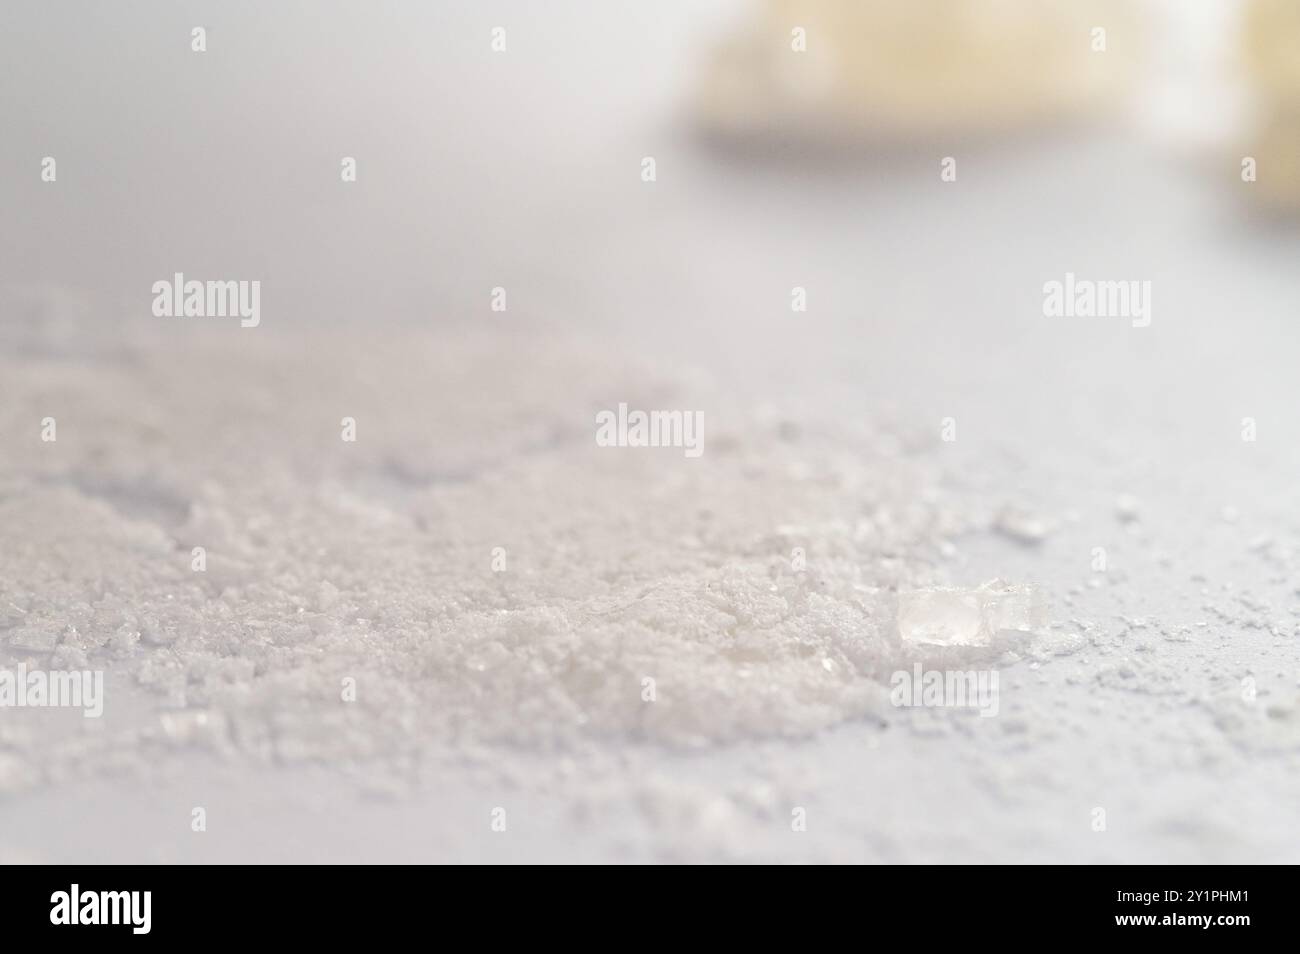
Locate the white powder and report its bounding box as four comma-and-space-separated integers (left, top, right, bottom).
4, 310, 1298, 864
0, 321, 979, 790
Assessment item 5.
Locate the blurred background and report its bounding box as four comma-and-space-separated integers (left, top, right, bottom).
4, 0, 1300, 449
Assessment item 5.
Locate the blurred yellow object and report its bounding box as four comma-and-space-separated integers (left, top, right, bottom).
1243, 0, 1300, 97
1250, 110, 1300, 211
694, 0, 1139, 144
1241, 0, 1300, 211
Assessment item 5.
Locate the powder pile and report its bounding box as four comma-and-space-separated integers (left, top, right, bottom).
0, 318, 976, 790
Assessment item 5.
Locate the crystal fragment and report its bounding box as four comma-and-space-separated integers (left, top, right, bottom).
898, 580, 1047, 647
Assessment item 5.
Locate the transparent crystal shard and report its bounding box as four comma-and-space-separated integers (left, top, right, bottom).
897, 588, 983, 646
993, 506, 1051, 545
980, 581, 1048, 635
898, 580, 1046, 647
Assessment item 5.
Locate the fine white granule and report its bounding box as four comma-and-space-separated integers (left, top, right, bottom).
0, 320, 977, 790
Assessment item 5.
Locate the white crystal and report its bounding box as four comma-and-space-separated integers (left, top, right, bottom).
7, 625, 58, 651
1115, 494, 1142, 523
898, 580, 1047, 647
993, 506, 1051, 544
